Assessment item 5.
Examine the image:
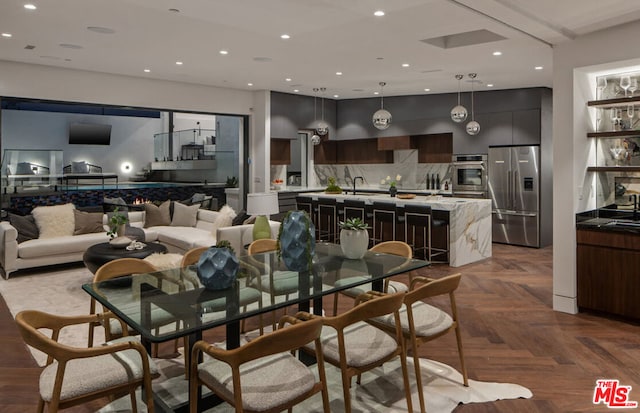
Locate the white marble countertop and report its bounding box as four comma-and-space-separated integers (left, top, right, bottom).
271, 185, 453, 196
306, 191, 492, 268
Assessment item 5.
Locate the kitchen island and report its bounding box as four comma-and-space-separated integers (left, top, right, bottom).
307, 192, 492, 267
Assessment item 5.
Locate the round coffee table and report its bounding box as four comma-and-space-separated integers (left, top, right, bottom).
83, 241, 168, 274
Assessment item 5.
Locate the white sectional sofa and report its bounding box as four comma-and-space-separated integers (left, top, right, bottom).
0, 207, 280, 279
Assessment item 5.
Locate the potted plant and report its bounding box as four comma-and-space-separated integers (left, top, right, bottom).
106, 207, 129, 239
381, 175, 402, 197
324, 177, 343, 194
339, 217, 370, 259
277, 210, 316, 272
196, 240, 239, 290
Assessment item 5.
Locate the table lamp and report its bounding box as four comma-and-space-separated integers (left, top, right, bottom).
246, 192, 279, 240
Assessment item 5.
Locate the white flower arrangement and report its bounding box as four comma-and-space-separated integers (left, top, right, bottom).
380, 174, 402, 187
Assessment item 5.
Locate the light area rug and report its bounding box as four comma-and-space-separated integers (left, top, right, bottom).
99, 355, 532, 413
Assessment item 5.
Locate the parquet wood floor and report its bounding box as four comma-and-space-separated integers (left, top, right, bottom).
2, 243, 640, 412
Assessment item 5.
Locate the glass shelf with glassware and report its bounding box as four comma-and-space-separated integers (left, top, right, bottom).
589, 72, 640, 135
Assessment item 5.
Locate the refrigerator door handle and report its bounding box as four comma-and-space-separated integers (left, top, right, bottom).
513, 170, 518, 210
507, 170, 512, 210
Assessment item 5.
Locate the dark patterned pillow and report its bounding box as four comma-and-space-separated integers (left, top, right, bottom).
8, 213, 39, 243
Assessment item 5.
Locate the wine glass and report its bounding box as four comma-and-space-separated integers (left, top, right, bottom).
629, 105, 636, 129
621, 75, 631, 97
611, 107, 619, 130
629, 78, 638, 97
597, 77, 608, 99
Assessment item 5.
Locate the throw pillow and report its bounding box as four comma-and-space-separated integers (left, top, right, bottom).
31, 203, 75, 239
144, 200, 171, 227
73, 209, 105, 235
71, 161, 89, 174
171, 202, 199, 227
8, 213, 39, 243
232, 209, 251, 226
213, 204, 237, 231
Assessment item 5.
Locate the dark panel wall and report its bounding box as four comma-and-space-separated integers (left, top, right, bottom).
271, 87, 549, 155
270, 92, 337, 139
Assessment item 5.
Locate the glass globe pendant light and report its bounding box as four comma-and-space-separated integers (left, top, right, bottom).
316, 87, 329, 136
466, 73, 481, 135
450, 74, 468, 123
310, 88, 322, 144
372, 81, 392, 130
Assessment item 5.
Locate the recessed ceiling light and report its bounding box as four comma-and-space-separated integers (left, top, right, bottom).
402, 63, 410, 67
293, 89, 299, 92
1, 33, 12, 38
285, 78, 292, 82
487, 83, 494, 87
168, 8, 180, 13
374, 91, 379, 95
219, 50, 228, 55
336, 71, 343, 76
247, 83, 253, 86
253, 56, 272, 62
24, 4, 36, 10
87, 26, 115, 34
333, 94, 339, 98
280, 34, 290, 39
535, 66, 543, 70
374, 10, 385, 17
144, 69, 151, 73
175, 61, 183, 65
493, 51, 502, 56
424, 88, 430, 92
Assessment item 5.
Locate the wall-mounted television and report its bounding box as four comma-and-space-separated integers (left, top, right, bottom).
68, 123, 112, 145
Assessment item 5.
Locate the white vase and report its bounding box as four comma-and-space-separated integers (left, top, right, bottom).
339, 229, 369, 259
116, 224, 126, 237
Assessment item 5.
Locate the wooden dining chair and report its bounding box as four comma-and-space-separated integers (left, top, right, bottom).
16, 309, 157, 413
284, 292, 413, 413
332, 240, 412, 315
367, 272, 468, 413
189, 317, 329, 413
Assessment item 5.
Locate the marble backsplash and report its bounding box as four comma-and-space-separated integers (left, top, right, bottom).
314, 149, 451, 191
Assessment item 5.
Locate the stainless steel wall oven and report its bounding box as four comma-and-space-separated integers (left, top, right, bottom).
451, 154, 488, 198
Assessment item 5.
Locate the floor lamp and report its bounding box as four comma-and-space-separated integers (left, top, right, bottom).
246, 192, 279, 240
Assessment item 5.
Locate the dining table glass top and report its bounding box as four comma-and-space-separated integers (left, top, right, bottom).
82, 242, 429, 343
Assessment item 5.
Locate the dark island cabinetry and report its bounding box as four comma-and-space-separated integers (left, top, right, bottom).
577, 229, 640, 319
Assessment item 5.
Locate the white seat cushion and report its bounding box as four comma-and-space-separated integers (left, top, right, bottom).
18, 233, 109, 258
374, 301, 453, 337
309, 321, 398, 367
152, 226, 215, 251
334, 276, 408, 297
198, 352, 315, 411
39, 338, 158, 402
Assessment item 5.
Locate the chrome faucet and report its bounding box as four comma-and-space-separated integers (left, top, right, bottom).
353, 176, 364, 195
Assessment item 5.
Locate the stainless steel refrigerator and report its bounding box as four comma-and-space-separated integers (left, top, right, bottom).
488, 145, 540, 247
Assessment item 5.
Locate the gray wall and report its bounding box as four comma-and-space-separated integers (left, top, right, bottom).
270, 92, 337, 139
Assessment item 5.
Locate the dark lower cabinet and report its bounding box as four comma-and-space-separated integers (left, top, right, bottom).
577, 229, 640, 319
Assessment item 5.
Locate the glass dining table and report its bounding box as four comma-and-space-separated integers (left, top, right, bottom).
82, 242, 429, 412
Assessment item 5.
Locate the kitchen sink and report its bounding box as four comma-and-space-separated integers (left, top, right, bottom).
605, 220, 640, 228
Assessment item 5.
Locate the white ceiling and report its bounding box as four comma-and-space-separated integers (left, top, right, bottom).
1, 0, 640, 99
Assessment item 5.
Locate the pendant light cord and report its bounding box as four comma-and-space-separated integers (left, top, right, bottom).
379, 81, 386, 109
468, 73, 477, 121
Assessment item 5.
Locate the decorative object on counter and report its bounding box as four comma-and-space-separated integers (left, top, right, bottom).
246, 192, 279, 240
277, 210, 315, 272
196, 240, 239, 290
466, 73, 481, 136
225, 176, 238, 188
450, 74, 468, 123
397, 194, 416, 199
324, 177, 343, 194
381, 175, 401, 196
271, 179, 284, 190
106, 207, 128, 239
339, 217, 370, 259
444, 181, 449, 191
109, 236, 132, 249
372, 81, 392, 130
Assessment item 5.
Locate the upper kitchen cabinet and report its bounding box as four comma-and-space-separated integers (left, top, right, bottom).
271, 139, 291, 165
513, 109, 541, 145
413, 133, 453, 163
